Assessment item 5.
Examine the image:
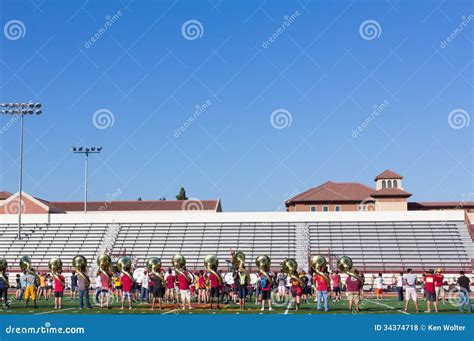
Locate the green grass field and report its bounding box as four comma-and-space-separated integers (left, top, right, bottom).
0, 292, 470, 315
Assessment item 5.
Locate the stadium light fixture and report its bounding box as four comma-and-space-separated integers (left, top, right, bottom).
0, 102, 43, 240
72, 146, 102, 213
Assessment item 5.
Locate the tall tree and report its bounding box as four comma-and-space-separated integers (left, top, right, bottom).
176, 187, 188, 200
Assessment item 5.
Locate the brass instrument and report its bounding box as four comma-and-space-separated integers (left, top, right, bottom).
310, 255, 330, 286
204, 254, 223, 285
19, 255, 39, 282
96, 253, 112, 282
0, 257, 8, 283
255, 255, 272, 286
337, 256, 363, 282
48, 256, 65, 287
117, 256, 134, 282
147, 257, 164, 282
281, 258, 305, 288
172, 254, 192, 283
72, 255, 90, 284
232, 251, 248, 275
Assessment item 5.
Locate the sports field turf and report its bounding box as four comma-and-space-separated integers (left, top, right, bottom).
0, 294, 469, 315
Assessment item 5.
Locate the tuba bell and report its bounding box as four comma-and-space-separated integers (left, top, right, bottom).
0, 257, 8, 283
281, 258, 305, 288
204, 255, 223, 285
255, 255, 272, 286
232, 251, 248, 275
310, 255, 331, 287
337, 256, 363, 282
72, 255, 90, 284
19, 255, 39, 282
117, 256, 134, 282
172, 254, 192, 283
48, 256, 64, 287
147, 257, 164, 282
97, 253, 112, 282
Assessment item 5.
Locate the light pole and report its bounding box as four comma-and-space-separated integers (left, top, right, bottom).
0, 102, 42, 240
72, 146, 102, 213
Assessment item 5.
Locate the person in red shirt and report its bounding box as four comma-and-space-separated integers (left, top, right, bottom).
345, 269, 363, 312
208, 271, 221, 310
434, 269, 445, 304
330, 270, 341, 302
53, 270, 65, 310
290, 274, 303, 311
314, 272, 329, 312
178, 268, 192, 310
165, 268, 176, 304
424, 269, 439, 313
120, 272, 133, 310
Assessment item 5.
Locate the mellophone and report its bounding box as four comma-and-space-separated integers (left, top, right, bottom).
0, 252, 361, 285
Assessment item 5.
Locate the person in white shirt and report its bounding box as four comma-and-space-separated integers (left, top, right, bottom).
140, 271, 150, 303
374, 273, 384, 300
95, 272, 102, 303
396, 272, 404, 301
403, 268, 420, 312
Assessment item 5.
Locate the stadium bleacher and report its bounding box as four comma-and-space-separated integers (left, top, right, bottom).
0, 210, 472, 276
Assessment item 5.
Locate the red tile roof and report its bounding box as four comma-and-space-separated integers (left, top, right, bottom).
375, 170, 403, 180
371, 188, 412, 198
51, 200, 222, 212
285, 181, 374, 205
0, 191, 12, 200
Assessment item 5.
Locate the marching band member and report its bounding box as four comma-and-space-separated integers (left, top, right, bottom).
177, 267, 193, 310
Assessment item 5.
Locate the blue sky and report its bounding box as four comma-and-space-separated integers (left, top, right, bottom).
0, 0, 472, 211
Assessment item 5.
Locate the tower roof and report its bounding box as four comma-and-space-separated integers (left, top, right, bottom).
374, 170, 403, 180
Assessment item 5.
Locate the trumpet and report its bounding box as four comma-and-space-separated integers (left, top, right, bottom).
19, 255, 39, 282
310, 255, 330, 287
281, 258, 305, 288
117, 256, 134, 282
48, 256, 64, 287
337, 256, 363, 282
0, 257, 8, 283
172, 254, 192, 283
97, 253, 112, 282
72, 255, 90, 285
255, 255, 272, 286
204, 255, 223, 285
147, 257, 164, 282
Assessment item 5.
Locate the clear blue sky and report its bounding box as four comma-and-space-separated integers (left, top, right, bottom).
0, 0, 472, 211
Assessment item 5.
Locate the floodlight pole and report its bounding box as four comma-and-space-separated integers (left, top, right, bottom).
0, 102, 42, 240
72, 147, 102, 213
18, 113, 24, 240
